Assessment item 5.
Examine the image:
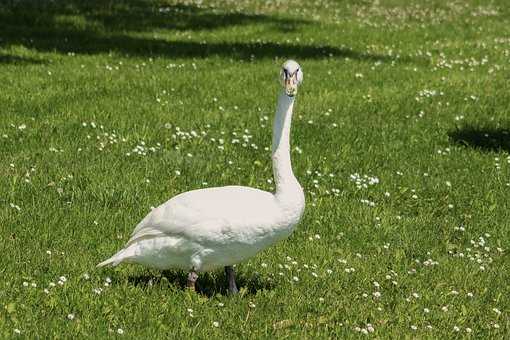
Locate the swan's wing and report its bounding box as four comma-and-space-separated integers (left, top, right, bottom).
127, 186, 278, 245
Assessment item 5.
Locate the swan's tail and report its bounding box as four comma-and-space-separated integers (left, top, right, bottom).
97, 249, 128, 268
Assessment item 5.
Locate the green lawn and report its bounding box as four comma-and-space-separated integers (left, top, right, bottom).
1, 0, 509, 338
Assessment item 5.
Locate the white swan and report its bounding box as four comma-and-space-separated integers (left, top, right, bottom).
98, 60, 305, 294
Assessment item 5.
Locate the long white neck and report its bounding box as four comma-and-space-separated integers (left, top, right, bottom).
272, 91, 302, 201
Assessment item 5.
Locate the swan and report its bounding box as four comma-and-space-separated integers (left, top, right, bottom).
98, 60, 305, 294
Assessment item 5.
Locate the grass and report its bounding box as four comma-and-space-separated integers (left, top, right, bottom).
1, 0, 509, 338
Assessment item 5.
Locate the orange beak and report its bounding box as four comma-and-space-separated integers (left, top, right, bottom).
284, 72, 298, 97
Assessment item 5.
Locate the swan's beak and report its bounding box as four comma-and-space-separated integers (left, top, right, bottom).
284, 72, 298, 97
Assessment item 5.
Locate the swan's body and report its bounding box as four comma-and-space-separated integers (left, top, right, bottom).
98, 184, 303, 271
98, 60, 305, 291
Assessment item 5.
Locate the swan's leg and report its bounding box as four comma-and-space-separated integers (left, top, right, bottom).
187, 270, 198, 291
225, 266, 238, 294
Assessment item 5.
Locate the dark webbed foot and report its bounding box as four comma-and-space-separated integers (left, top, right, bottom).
225, 266, 238, 294
187, 270, 198, 291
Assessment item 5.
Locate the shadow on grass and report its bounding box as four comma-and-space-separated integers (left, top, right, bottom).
3, 0, 308, 33
0, 0, 418, 63
449, 126, 510, 152
128, 269, 274, 297
0, 54, 45, 65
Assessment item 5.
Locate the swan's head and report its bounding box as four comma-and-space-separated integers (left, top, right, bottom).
280, 60, 303, 97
